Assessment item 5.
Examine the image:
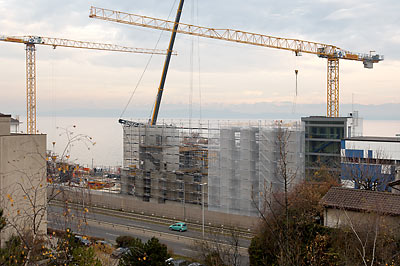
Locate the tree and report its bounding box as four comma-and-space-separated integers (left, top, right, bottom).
250, 179, 339, 266
250, 124, 340, 265
46, 228, 101, 266
116, 235, 142, 248
195, 227, 243, 266
328, 207, 400, 265
0, 135, 49, 265
0, 236, 28, 265
249, 123, 400, 265
0, 209, 6, 233
341, 150, 395, 191
0, 125, 96, 265
118, 236, 170, 266
250, 169, 400, 265
251, 125, 305, 265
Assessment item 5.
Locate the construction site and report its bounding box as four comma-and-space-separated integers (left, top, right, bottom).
0, 0, 387, 225
120, 119, 305, 216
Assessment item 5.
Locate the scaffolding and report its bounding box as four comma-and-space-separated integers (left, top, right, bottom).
121, 119, 304, 216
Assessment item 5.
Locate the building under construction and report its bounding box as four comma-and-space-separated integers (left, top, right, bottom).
120, 119, 305, 216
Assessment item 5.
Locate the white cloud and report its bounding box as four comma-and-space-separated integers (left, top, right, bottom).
0, 0, 399, 120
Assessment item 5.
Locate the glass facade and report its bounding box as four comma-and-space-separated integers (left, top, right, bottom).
302, 117, 348, 178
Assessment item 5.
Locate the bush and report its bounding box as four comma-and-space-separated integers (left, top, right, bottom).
116, 235, 142, 248
118, 237, 170, 266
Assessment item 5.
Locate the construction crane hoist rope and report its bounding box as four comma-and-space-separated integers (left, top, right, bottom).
0, 35, 177, 134
89, 4, 383, 122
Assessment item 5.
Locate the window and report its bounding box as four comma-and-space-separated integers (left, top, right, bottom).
235, 132, 240, 148
193, 174, 202, 183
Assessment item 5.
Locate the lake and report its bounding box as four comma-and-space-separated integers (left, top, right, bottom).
34, 116, 400, 167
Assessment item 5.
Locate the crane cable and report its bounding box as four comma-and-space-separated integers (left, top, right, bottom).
119, 0, 179, 119
291, 54, 299, 114
196, 0, 202, 123
188, 0, 195, 131
50, 49, 57, 137
189, 0, 203, 132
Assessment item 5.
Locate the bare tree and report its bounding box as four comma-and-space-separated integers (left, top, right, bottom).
251, 124, 304, 265
329, 202, 400, 265
195, 227, 244, 266
47, 124, 95, 233
341, 149, 395, 191
0, 125, 96, 264
0, 135, 51, 264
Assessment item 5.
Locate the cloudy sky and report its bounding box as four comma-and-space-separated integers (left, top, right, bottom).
1, 0, 399, 121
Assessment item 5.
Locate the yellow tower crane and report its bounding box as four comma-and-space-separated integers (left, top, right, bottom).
0, 35, 176, 134
89, 6, 383, 119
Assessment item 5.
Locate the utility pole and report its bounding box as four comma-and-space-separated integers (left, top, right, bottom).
201, 182, 207, 238
182, 181, 186, 221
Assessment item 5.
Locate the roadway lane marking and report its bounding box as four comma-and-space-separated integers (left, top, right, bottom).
86, 218, 249, 255
181, 248, 195, 252
49, 200, 254, 239
106, 232, 119, 237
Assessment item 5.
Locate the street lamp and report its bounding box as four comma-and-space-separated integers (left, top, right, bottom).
200, 182, 207, 238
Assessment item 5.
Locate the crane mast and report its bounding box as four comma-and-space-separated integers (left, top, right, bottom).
0, 35, 176, 134
26, 44, 36, 134
89, 6, 384, 118
151, 0, 184, 125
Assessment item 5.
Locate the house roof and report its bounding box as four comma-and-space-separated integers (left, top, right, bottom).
345, 136, 400, 143
0, 113, 19, 123
321, 186, 400, 216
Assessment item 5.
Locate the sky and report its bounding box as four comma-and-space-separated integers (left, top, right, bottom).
1, 0, 400, 121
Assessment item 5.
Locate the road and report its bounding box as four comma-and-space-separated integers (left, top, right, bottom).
47, 218, 199, 258
48, 203, 251, 265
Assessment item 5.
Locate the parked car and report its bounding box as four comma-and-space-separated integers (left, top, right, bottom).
166, 258, 190, 266
166, 258, 175, 265
176, 260, 191, 266
169, 222, 187, 232
95, 240, 113, 250
111, 247, 130, 259
95, 240, 112, 246
74, 235, 91, 246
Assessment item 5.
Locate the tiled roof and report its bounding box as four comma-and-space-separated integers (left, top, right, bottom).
321, 187, 400, 216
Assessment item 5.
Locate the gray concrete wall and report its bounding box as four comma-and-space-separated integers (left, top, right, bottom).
0, 116, 11, 136
324, 208, 400, 229
0, 133, 47, 246
50, 188, 260, 231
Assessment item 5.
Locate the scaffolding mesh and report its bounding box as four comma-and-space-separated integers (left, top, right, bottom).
121, 119, 304, 216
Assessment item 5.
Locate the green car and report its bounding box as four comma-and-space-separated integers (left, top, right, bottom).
169, 222, 187, 232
